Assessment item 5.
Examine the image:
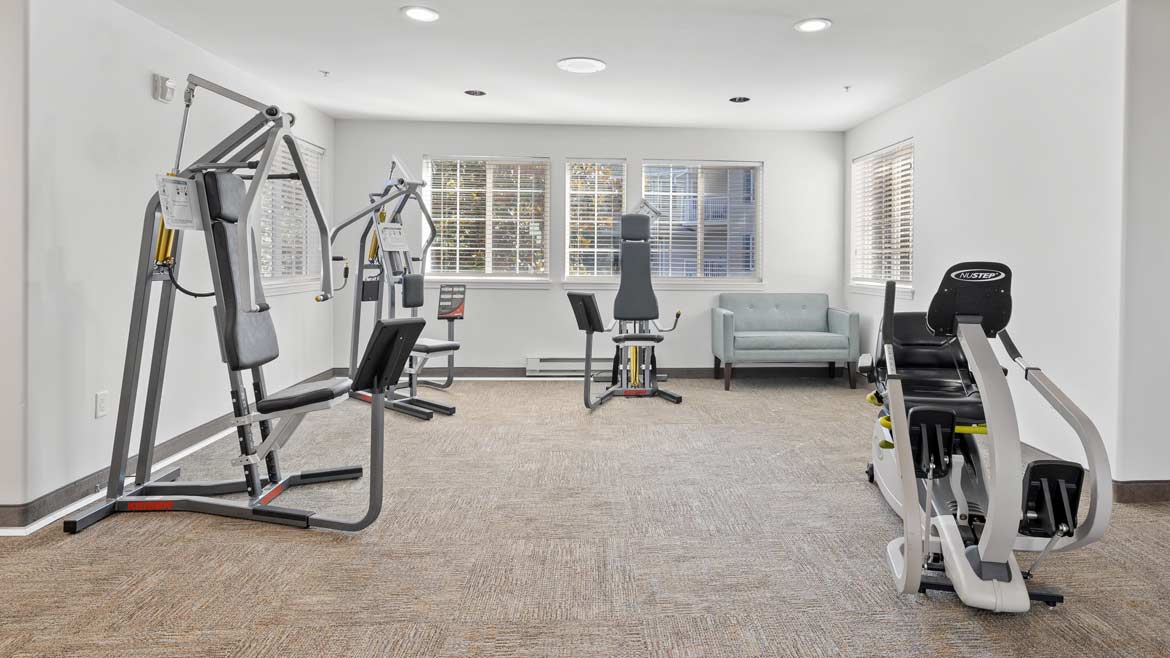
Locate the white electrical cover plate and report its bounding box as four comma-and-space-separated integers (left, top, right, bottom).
156, 175, 203, 231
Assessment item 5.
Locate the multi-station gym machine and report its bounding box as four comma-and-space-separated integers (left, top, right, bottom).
330, 159, 466, 421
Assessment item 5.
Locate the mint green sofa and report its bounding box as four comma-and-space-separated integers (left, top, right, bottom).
711, 293, 860, 390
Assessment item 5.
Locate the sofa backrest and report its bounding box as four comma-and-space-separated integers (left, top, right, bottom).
718, 293, 829, 332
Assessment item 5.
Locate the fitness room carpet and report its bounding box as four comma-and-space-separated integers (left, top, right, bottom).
2, 378, 1169, 657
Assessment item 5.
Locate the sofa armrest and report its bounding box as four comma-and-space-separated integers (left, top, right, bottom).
711, 307, 735, 361
828, 307, 861, 361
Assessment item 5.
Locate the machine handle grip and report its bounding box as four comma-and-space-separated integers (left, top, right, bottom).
999, 329, 1023, 362
881, 280, 897, 345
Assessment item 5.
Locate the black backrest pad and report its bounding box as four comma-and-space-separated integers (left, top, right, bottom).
567, 292, 605, 332
876, 312, 968, 370
613, 215, 658, 321
352, 318, 426, 393
402, 273, 425, 308
205, 172, 280, 370
621, 213, 651, 241
927, 262, 1012, 338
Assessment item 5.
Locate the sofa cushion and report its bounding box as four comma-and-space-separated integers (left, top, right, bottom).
733, 331, 848, 351
719, 293, 829, 332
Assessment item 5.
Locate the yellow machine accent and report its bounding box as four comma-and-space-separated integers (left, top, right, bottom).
878, 415, 988, 437
368, 210, 387, 261
866, 391, 882, 407
154, 172, 179, 265
630, 346, 640, 387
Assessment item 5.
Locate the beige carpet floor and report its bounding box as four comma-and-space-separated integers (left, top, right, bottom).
2, 377, 1169, 657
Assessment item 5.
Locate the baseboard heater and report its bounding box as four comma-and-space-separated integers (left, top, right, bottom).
526, 356, 597, 377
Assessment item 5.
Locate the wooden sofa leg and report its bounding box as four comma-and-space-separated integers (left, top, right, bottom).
847, 362, 856, 389
724, 364, 733, 391
714, 356, 721, 380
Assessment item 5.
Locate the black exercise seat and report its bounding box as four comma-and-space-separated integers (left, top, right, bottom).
874, 311, 986, 424
613, 333, 664, 344
411, 338, 460, 354
255, 377, 352, 414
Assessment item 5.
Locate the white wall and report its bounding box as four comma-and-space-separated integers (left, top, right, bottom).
332, 121, 844, 370
19, 0, 336, 504
843, 4, 1126, 466
1117, 0, 1170, 482
0, 0, 29, 505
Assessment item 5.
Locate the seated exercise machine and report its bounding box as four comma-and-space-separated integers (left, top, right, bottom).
859, 262, 1112, 611
567, 211, 681, 409
65, 76, 425, 533
329, 159, 463, 420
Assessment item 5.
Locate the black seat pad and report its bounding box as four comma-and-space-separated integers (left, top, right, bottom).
613, 333, 664, 344
412, 338, 460, 354
881, 376, 985, 423
256, 377, 352, 414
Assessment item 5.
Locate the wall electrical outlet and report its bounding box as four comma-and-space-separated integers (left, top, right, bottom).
95, 391, 109, 418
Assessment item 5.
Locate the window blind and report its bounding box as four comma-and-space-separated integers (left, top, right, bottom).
425, 157, 550, 276
567, 160, 625, 276
851, 141, 914, 284
256, 137, 325, 282
642, 162, 760, 279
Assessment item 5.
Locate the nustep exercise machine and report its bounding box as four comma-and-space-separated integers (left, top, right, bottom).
858, 262, 1112, 611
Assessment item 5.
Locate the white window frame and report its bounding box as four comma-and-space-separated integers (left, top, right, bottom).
256, 137, 326, 296
640, 159, 764, 284
848, 140, 915, 299
564, 158, 627, 281
422, 155, 551, 284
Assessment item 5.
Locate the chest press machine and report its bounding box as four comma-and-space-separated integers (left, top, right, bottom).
329, 159, 463, 421
64, 76, 425, 533
568, 210, 682, 409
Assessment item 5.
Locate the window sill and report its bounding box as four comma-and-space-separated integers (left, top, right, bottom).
563, 277, 766, 291
847, 282, 915, 300
424, 276, 552, 290
263, 278, 321, 297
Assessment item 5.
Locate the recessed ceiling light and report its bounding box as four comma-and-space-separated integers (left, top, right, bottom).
729, 96, 750, 103
794, 17, 832, 33
556, 57, 607, 74
401, 5, 439, 22
464, 89, 486, 97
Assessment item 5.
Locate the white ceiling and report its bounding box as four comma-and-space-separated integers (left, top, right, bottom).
117, 0, 1115, 131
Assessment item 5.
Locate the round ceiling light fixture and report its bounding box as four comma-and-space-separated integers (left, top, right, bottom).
464, 89, 486, 96
556, 57, 607, 74
401, 5, 440, 22
793, 17, 832, 33
729, 96, 751, 103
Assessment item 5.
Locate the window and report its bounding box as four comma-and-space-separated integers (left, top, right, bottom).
642, 161, 761, 279
424, 157, 550, 277
567, 160, 625, 276
255, 137, 325, 284
851, 141, 914, 286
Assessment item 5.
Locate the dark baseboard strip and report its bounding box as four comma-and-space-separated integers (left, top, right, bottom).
0, 369, 337, 530
1113, 480, 1170, 503
332, 365, 847, 380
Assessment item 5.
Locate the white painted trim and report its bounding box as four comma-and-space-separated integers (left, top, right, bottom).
424, 277, 551, 290
0, 428, 236, 536
263, 277, 320, 296
848, 281, 915, 300
562, 277, 765, 291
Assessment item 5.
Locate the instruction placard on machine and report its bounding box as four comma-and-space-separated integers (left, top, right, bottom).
437, 284, 466, 320
156, 175, 203, 231
376, 223, 409, 253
